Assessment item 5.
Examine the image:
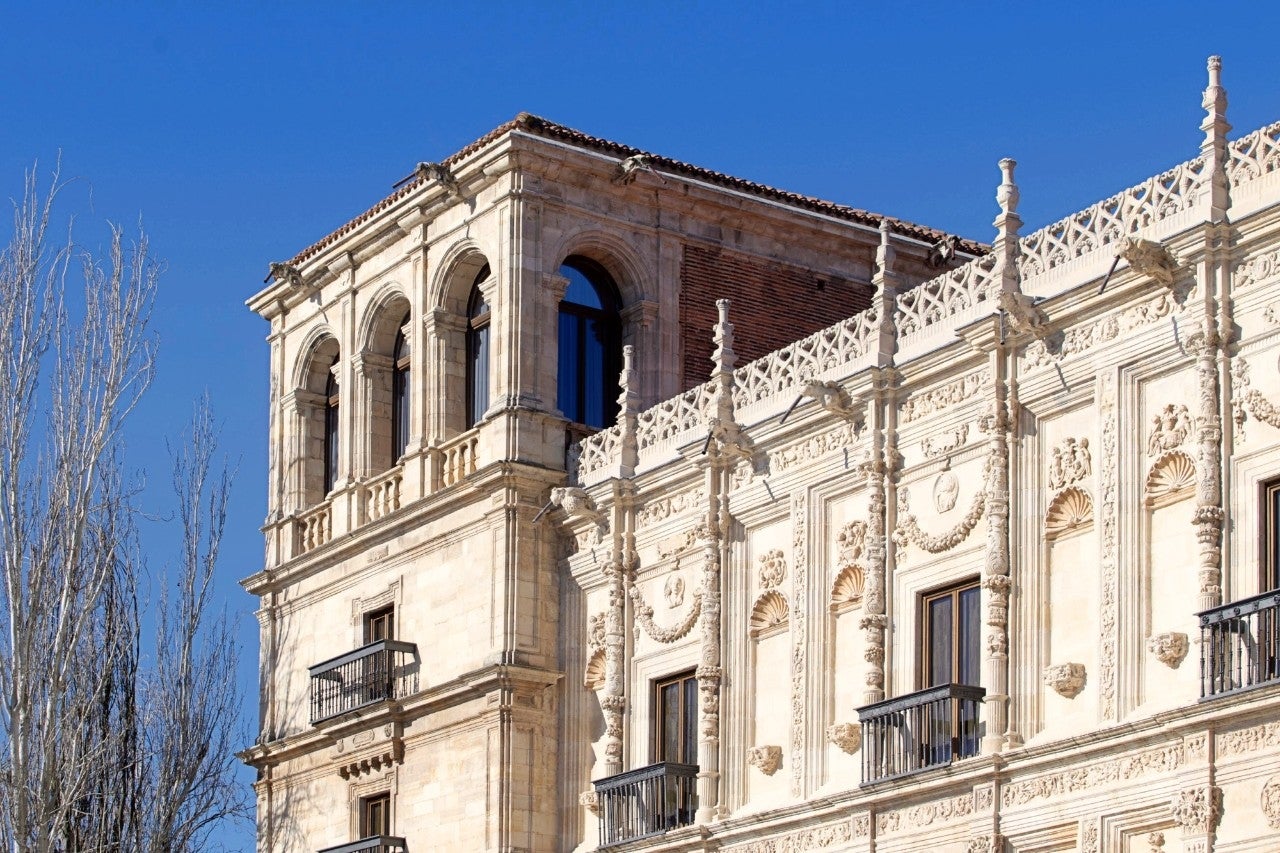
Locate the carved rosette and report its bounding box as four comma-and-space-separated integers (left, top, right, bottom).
747, 744, 783, 776
1043, 662, 1087, 698
1146, 631, 1189, 668
1169, 785, 1222, 836
758, 548, 787, 589
826, 723, 861, 754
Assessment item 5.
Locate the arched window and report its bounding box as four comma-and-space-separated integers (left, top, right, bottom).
557, 256, 621, 429
323, 357, 340, 495
391, 313, 410, 464
466, 264, 492, 429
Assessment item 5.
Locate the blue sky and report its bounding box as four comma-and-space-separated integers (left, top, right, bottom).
2, 3, 1278, 849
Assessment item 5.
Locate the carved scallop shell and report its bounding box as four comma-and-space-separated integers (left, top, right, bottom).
1045, 486, 1093, 537
749, 590, 789, 637
583, 649, 605, 691
1145, 450, 1196, 504
830, 564, 865, 609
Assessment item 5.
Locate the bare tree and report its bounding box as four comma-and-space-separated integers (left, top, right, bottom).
0, 165, 247, 851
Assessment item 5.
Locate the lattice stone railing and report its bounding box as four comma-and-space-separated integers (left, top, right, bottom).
732, 305, 879, 412
1227, 119, 1280, 188
635, 383, 716, 454
894, 254, 997, 341
1018, 156, 1207, 282
574, 422, 623, 480
364, 466, 403, 523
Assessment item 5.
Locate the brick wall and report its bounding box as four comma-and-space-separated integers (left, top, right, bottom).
679, 244, 872, 390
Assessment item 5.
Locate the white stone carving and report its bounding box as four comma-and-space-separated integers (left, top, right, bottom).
966, 835, 1005, 853
1169, 786, 1222, 835
635, 487, 706, 528
1146, 404, 1193, 456
1146, 832, 1165, 852
758, 548, 787, 590
1260, 775, 1280, 829
1231, 358, 1280, 443
579, 789, 600, 814
1048, 437, 1091, 490
1045, 487, 1093, 538
1146, 631, 1189, 668
895, 253, 998, 339
663, 573, 685, 609
825, 723, 861, 754
746, 744, 782, 776
749, 590, 789, 636
894, 463, 987, 554
900, 371, 986, 423
1145, 451, 1196, 502
830, 564, 865, 609
933, 471, 960, 513
1232, 247, 1280, 289
583, 649, 605, 690
1119, 237, 1178, 285
732, 310, 879, 410
1003, 739, 1193, 807
769, 424, 856, 473
629, 581, 702, 645
921, 423, 969, 458
836, 520, 866, 567
1043, 662, 1087, 698
1098, 372, 1119, 720
1024, 291, 1184, 368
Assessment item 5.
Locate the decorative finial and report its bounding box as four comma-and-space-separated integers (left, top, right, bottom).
712, 298, 736, 375
997, 159, 1019, 215
617, 344, 638, 418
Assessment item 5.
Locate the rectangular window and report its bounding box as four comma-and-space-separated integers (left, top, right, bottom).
364, 606, 394, 645
654, 671, 698, 765
922, 579, 981, 688
1265, 478, 1280, 591
360, 791, 391, 838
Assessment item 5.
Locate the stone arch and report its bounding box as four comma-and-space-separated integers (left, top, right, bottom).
1045, 487, 1093, 539
430, 240, 493, 315
749, 590, 790, 638
583, 649, 605, 691
550, 228, 654, 308
1145, 450, 1196, 506
292, 325, 341, 393
830, 564, 865, 610
358, 284, 411, 356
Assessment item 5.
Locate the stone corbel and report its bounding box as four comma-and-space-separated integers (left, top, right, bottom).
746, 745, 782, 776
579, 789, 600, 815
1146, 631, 1190, 668
825, 723, 861, 755
1043, 662, 1087, 698
1119, 237, 1179, 287
549, 487, 607, 544
800, 380, 865, 428
997, 290, 1048, 337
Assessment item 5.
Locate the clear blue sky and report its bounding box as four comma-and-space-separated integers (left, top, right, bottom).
2, 3, 1278, 850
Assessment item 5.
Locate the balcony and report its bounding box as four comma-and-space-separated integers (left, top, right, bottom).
317, 837, 406, 853
1199, 589, 1280, 699
593, 762, 698, 848
309, 640, 418, 724
857, 683, 985, 784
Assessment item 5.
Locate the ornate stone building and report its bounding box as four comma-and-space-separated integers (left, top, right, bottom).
242, 58, 1280, 852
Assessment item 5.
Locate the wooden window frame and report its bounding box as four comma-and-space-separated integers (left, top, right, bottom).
359, 791, 391, 838
1263, 477, 1280, 592
652, 670, 697, 765
920, 577, 981, 690
364, 605, 395, 645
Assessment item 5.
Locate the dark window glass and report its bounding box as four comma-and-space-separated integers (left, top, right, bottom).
391, 314, 410, 464
323, 358, 340, 495
557, 257, 621, 429
360, 792, 391, 837
466, 265, 491, 428
365, 606, 394, 644
1267, 479, 1280, 591
922, 579, 981, 688
654, 671, 697, 764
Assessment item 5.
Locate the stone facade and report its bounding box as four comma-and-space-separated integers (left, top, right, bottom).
243, 59, 1280, 853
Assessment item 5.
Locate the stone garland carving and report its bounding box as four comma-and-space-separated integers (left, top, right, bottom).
1169, 786, 1222, 836
758, 548, 787, 590
1260, 776, 1280, 829
1098, 372, 1119, 720
725, 821, 853, 853
1048, 437, 1091, 490
747, 745, 782, 776
825, 723, 861, 754
900, 370, 986, 423
1231, 358, 1280, 443
894, 464, 988, 554
1024, 290, 1183, 368
629, 582, 702, 644
1146, 631, 1189, 668
921, 423, 969, 458
1002, 740, 1190, 807
1147, 404, 1193, 456
933, 470, 960, 513
1043, 662, 1087, 698
789, 492, 808, 798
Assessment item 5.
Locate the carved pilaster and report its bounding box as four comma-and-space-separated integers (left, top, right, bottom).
617, 345, 639, 477
979, 364, 1011, 754
860, 368, 895, 704
789, 492, 808, 797
871, 221, 900, 367
1191, 321, 1224, 611
600, 553, 627, 776
1170, 785, 1222, 853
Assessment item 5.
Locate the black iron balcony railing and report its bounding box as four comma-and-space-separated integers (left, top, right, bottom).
309, 640, 418, 724
1199, 589, 1280, 699
857, 683, 984, 784
593, 762, 698, 848
317, 836, 406, 853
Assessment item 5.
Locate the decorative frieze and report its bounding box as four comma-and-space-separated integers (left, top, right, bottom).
723, 820, 853, 852
635, 486, 706, 529
1024, 291, 1183, 368
1169, 785, 1222, 835
1002, 741, 1191, 807
900, 371, 986, 424
1234, 246, 1280, 289
921, 423, 969, 458
1231, 357, 1280, 443
1217, 719, 1280, 757
768, 424, 855, 474
877, 791, 975, 834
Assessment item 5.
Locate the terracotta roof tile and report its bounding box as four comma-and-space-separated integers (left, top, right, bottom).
278, 113, 987, 274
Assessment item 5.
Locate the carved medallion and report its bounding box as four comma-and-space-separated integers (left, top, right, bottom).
663, 573, 685, 609
933, 471, 960, 513
1262, 776, 1280, 829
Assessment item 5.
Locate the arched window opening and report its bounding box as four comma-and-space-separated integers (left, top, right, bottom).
323, 357, 340, 495
391, 313, 411, 464
466, 264, 492, 429
557, 256, 621, 429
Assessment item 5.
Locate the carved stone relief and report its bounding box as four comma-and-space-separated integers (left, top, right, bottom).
966, 834, 1005, 853
746, 744, 782, 776
895, 468, 987, 555
1261, 775, 1280, 829
758, 548, 787, 590
1231, 357, 1280, 443
825, 723, 861, 754
579, 789, 600, 814
900, 371, 986, 423
1146, 631, 1189, 668
583, 650, 605, 690
1147, 404, 1193, 456
1145, 451, 1196, 503
663, 573, 685, 609
836, 520, 866, 567
1044, 662, 1087, 698
830, 565, 865, 609
921, 423, 969, 458
749, 590, 789, 637
1048, 437, 1091, 490
1003, 739, 1193, 807
635, 487, 705, 529
1169, 785, 1222, 835
1098, 372, 1119, 720
1024, 290, 1184, 368
1234, 246, 1280, 289
1045, 487, 1093, 538
933, 471, 960, 513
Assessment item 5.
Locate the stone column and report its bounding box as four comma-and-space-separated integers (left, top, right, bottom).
860, 369, 894, 706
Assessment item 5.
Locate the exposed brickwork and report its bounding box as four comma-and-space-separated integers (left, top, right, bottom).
679, 245, 873, 390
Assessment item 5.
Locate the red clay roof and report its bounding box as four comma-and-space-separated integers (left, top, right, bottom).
277, 112, 987, 274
